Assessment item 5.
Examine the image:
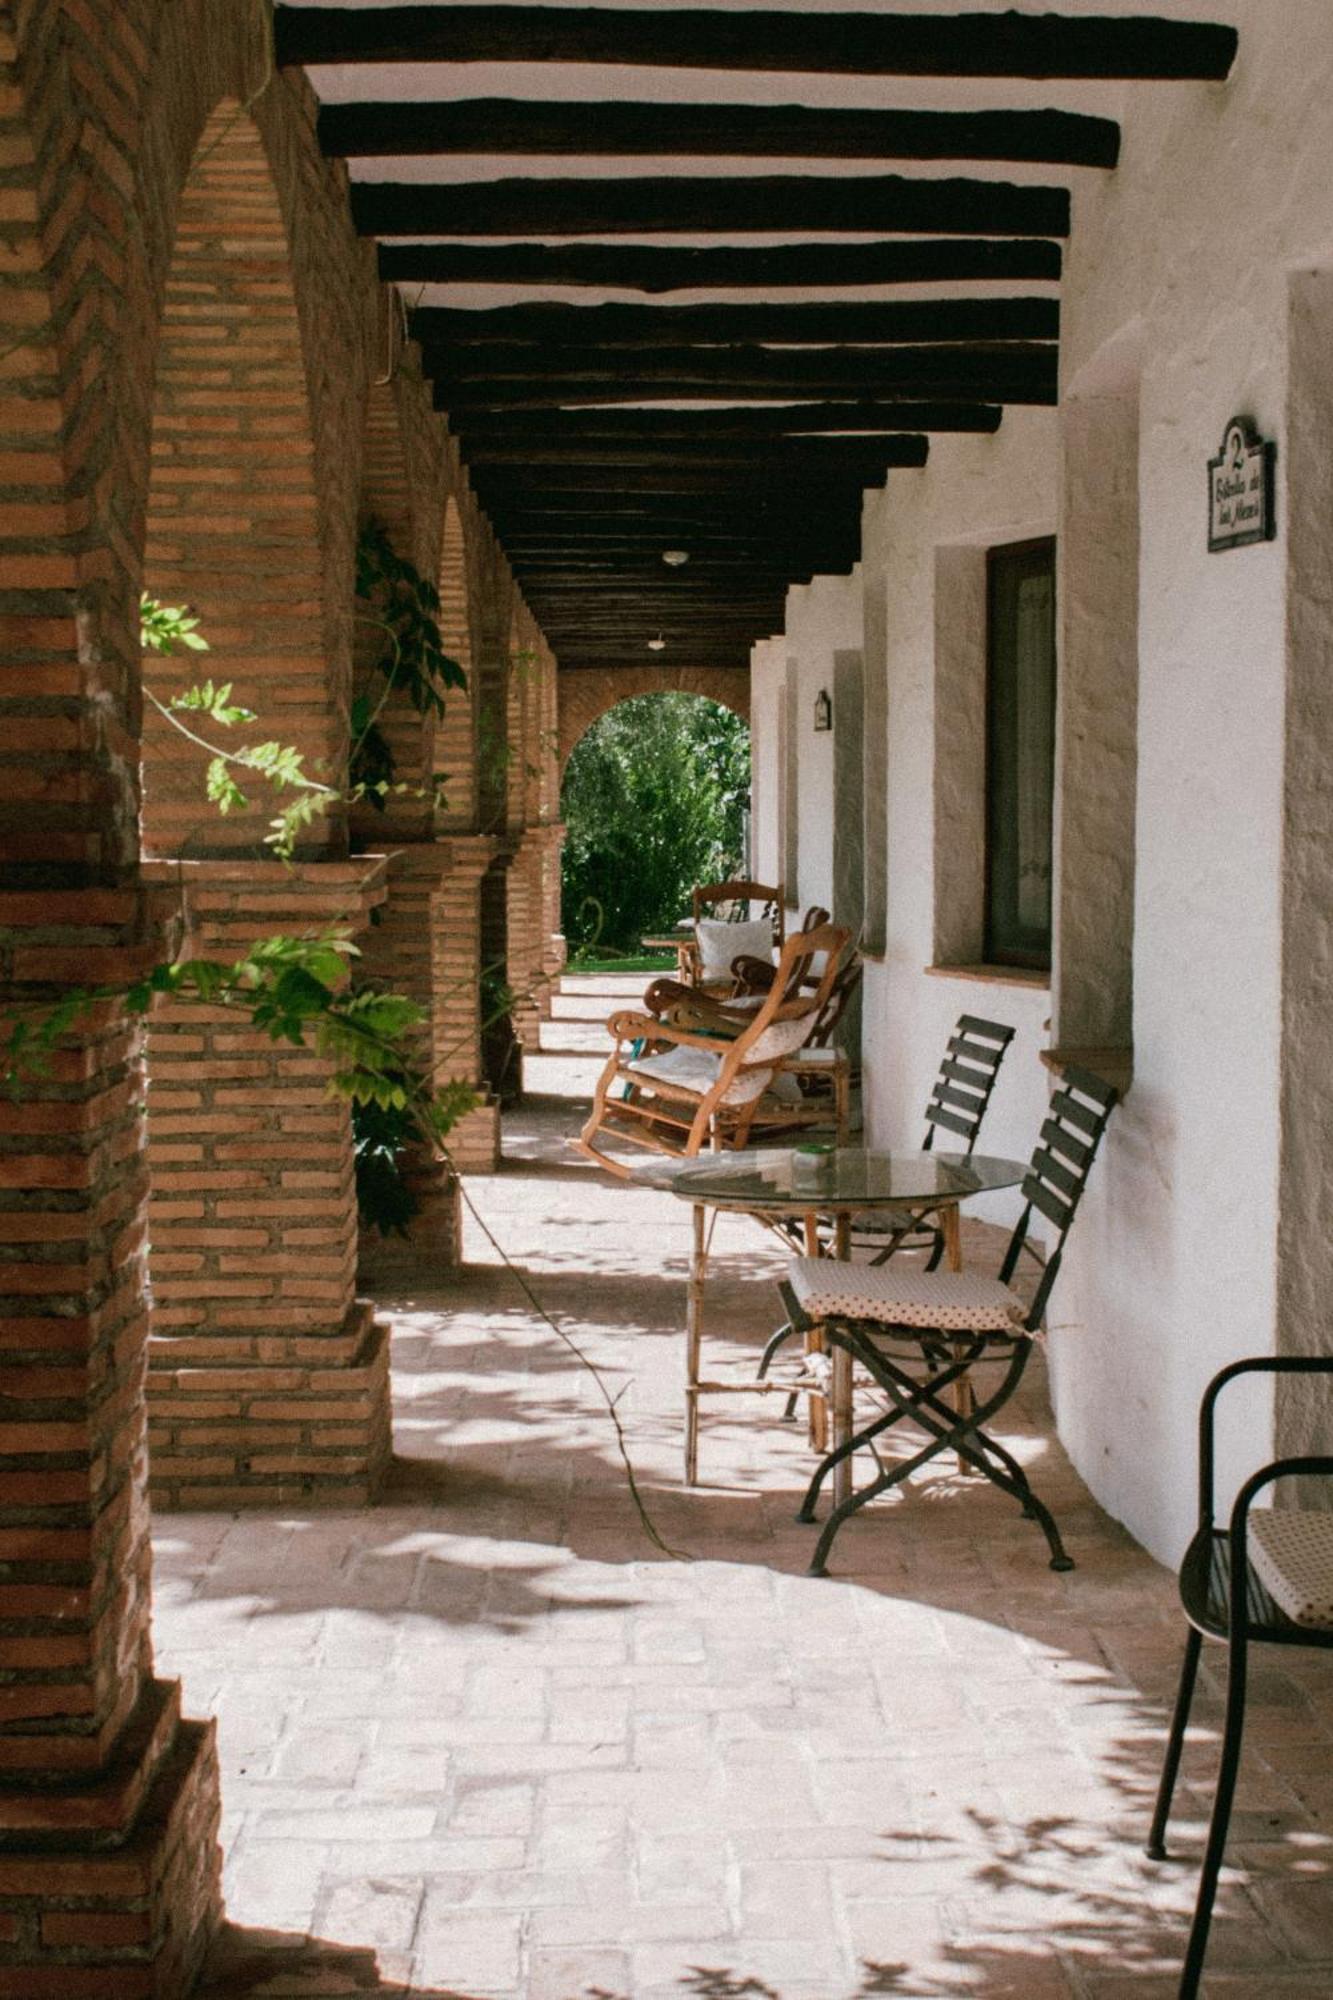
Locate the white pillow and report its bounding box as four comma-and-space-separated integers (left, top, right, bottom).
695, 916, 774, 981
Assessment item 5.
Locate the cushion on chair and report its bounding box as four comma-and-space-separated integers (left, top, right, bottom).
1248, 1510, 1333, 1630
627, 1042, 773, 1106
747, 1013, 818, 1064
696, 917, 774, 981
788, 1257, 1028, 1332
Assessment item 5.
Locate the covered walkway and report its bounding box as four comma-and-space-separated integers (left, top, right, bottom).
162, 979, 1333, 1999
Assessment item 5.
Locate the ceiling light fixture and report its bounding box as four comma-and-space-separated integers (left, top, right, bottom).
647, 633, 667, 652
662, 548, 689, 567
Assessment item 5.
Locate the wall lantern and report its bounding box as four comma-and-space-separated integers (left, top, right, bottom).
813, 688, 833, 732
661, 548, 689, 567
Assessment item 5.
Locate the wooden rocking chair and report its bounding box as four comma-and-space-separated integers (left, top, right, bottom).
574, 920, 850, 1179
680, 878, 785, 990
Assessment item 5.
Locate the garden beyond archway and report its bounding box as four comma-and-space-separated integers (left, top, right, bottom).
561, 692, 751, 961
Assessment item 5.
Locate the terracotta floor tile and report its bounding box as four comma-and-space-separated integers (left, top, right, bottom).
162, 978, 1333, 1999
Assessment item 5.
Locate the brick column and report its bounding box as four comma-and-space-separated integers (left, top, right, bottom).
142, 860, 392, 1510
0, 889, 222, 1994
506, 827, 564, 1052
432, 836, 502, 1172
354, 842, 466, 1276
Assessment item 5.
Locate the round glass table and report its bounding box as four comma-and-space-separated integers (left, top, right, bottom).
632, 1146, 1027, 1488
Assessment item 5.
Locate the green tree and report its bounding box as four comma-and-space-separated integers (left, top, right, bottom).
561, 694, 750, 954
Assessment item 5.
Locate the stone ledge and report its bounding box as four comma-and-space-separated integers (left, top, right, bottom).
1040, 1044, 1133, 1096
924, 961, 1050, 991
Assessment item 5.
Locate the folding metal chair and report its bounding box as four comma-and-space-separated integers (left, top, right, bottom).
756, 1014, 1013, 1387
781, 1065, 1118, 1576
1147, 1355, 1333, 1999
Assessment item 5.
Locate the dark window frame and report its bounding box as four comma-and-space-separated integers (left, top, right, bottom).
984, 536, 1057, 970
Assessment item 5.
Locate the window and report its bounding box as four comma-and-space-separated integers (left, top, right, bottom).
985, 539, 1056, 968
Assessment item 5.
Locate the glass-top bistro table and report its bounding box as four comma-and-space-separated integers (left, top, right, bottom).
632, 1146, 1028, 1492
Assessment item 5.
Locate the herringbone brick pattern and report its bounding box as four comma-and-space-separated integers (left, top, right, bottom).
157, 979, 1333, 1999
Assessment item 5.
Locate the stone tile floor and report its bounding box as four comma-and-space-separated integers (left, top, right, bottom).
161, 977, 1333, 1997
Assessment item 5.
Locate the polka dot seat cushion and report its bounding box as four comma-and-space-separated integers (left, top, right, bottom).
1248, 1510, 1333, 1630
787, 1257, 1028, 1333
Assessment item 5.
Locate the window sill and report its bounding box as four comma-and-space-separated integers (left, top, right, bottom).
924, 962, 1050, 992
1040, 1044, 1134, 1096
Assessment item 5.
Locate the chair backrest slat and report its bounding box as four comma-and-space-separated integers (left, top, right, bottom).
1031, 1143, 1081, 1204
925, 1104, 979, 1142
933, 1078, 989, 1116
1019, 1174, 1070, 1233
1047, 1083, 1105, 1139
1039, 1116, 1091, 1172
921, 1015, 1015, 1155
999, 1066, 1118, 1323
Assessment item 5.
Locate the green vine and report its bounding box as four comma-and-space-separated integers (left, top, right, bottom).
352, 520, 466, 807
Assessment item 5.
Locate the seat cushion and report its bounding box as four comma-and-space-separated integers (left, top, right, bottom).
628, 1042, 772, 1106
788, 1257, 1028, 1333
1248, 1510, 1333, 1630
696, 916, 774, 981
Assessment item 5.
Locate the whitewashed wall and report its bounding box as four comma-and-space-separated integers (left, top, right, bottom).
786, 575, 862, 920
751, 0, 1333, 1565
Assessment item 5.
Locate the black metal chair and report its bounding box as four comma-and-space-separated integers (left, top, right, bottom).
1146, 1355, 1333, 1999
782, 1064, 1118, 1577
850, 1013, 1017, 1270
756, 1014, 1015, 1389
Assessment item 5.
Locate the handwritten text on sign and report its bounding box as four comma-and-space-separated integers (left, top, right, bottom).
1208, 417, 1276, 552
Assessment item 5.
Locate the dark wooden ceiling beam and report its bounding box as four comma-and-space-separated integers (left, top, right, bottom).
276, 9, 1238, 82
462, 437, 929, 470
488, 497, 864, 519
430, 340, 1059, 401
413, 297, 1058, 349
353, 173, 1069, 238
380, 238, 1062, 289
503, 543, 862, 567
453, 402, 1001, 440
471, 466, 895, 493
513, 559, 828, 573
321, 98, 1119, 168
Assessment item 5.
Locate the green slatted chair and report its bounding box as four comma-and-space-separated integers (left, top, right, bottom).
781, 1066, 1118, 1577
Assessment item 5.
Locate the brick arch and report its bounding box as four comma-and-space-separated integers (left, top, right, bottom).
558, 666, 751, 770
140, 98, 332, 858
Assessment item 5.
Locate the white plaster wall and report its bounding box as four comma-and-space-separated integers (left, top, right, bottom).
741, 0, 1333, 1566
749, 637, 785, 888
1045, 0, 1333, 1561
860, 413, 1060, 1235
779, 573, 862, 922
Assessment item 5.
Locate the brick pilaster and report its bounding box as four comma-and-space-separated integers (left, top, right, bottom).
431, 836, 502, 1172
353, 841, 466, 1276
0, 889, 222, 1993
506, 827, 564, 1052
141, 860, 393, 1509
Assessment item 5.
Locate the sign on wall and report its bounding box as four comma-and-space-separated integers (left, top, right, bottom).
1208, 416, 1276, 552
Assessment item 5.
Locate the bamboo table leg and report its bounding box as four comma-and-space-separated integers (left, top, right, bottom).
830, 1210, 853, 1506
802, 1211, 827, 1453
684, 1199, 708, 1485
940, 1204, 976, 1474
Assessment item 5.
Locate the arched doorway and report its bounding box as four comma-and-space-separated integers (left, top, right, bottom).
561, 691, 752, 962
